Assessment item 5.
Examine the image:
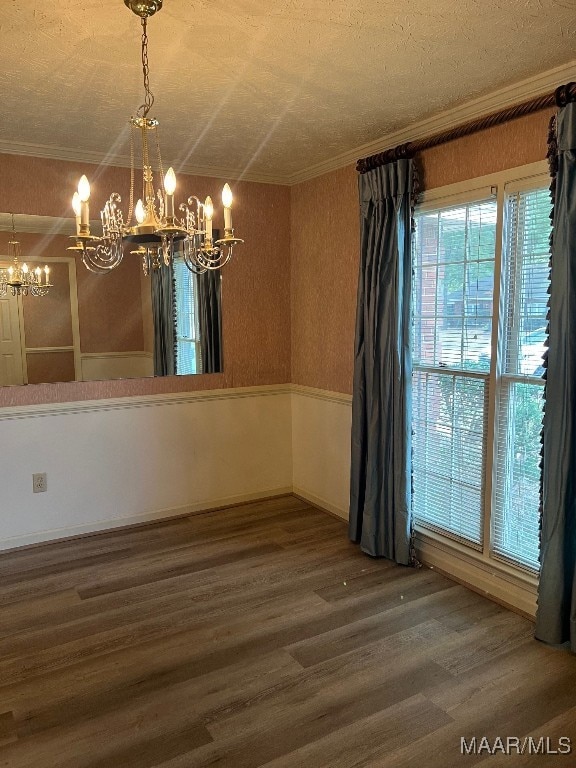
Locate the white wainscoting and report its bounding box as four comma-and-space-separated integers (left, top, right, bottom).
0, 386, 292, 550
80, 352, 154, 382
289, 385, 538, 618
291, 385, 352, 520
0, 381, 540, 616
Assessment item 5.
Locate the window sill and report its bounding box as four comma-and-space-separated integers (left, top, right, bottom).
414, 525, 538, 620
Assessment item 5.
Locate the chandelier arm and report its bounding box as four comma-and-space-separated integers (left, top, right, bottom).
30, 285, 50, 298
197, 246, 233, 269
81, 250, 112, 274
82, 259, 110, 275
81, 242, 124, 274
181, 238, 234, 273
201, 251, 233, 270
182, 248, 207, 275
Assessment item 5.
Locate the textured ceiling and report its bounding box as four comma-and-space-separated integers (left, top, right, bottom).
0, 0, 575, 183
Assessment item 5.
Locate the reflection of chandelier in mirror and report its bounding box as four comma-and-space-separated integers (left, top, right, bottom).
0, 215, 53, 297
69, 0, 243, 277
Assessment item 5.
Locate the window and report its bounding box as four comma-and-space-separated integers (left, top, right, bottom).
492, 187, 550, 570
412, 175, 551, 573
174, 258, 201, 375
412, 199, 496, 548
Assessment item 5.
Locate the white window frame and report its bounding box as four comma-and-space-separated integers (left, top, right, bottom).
412, 160, 549, 617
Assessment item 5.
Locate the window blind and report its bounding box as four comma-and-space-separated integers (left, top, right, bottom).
492, 187, 551, 571
412, 201, 497, 372
412, 370, 487, 547
174, 259, 200, 375
412, 199, 497, 546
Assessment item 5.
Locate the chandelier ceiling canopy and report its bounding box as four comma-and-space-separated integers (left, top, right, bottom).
69, 0, 242, 277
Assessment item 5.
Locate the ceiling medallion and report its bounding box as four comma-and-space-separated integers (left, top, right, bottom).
69, 1, 242, 276
124, 0, 163, 18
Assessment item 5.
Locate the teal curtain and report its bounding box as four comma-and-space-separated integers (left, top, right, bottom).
198, 270, 223, 374
151, 262, 176, 377
536, 102, 576, 649
349, 159, 414, 564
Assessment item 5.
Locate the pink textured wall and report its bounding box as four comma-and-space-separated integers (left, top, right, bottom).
75, 244, 146, 355
0, 153, 291, 406
22, 260, 74, 349
4, 231, 146, 354
420, 108, 554, 190
290, 165, 359, 394
290, 110, 552, 395
26, 351, 76, 385
0, 108, 553, 406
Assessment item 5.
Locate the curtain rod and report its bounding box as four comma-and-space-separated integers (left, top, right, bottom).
357, 81, 576, 174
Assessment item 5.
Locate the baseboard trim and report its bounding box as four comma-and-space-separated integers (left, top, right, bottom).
415, 531, 538, 620
291, 487, 538, 618
292, 486, 348, 521
0, 486, 294, 552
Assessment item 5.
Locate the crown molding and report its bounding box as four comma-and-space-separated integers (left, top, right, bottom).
0, 139, 288, 187
0, 212, 76, 235
286, 59, 576, 186
1, 60, 575, 188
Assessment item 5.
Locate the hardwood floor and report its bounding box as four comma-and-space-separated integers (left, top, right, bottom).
0, 495, 574, 767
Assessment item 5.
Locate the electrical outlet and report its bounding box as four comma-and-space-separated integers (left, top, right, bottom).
32, 473, 47, 493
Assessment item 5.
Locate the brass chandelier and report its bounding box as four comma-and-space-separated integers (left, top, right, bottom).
69, 0, 243, 276
0, 215, 53, 297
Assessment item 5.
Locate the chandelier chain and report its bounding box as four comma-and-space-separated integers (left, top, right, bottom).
128, 125, 135, 224
155, 126, 165, 195
142, 123, 149, 198
137, 18, 155, 118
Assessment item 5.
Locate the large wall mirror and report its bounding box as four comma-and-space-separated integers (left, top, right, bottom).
0, 213, 223, 387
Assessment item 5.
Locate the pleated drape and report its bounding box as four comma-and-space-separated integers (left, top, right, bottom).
198, 270, 223, 374
536, 103, 576, 650
151, 262, 176, 377
349, 160, 413, 564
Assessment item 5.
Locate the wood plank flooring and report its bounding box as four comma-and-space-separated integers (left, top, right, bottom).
0, 495, 575, 766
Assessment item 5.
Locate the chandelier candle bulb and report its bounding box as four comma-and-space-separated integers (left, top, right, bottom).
44, 266, 49, 284
77, 175, 91, 233
164, 167, 176, 220
135, 199, 146, 225
204, 196, 213, 241
222, 184, 233, 230
72, 192, 81, 235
